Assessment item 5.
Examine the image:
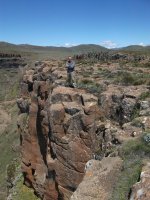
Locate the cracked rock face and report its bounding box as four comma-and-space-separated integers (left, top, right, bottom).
17, 63, 102, 200
99, 85, 149, 125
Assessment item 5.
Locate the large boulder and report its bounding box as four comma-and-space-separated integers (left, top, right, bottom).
71, 157, 123, 200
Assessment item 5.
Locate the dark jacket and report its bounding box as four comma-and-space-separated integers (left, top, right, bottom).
66, 60, 75, 73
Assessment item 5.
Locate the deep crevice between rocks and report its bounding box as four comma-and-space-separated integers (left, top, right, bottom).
27, 81, 33, 92
36, 108, 47, 165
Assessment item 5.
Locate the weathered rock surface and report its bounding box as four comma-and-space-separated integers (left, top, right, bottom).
70, 157, 123, 200
17, 60, 150, 200
100, 85, 149, 125
130, 161, 150, 200
18, 62, 105, 200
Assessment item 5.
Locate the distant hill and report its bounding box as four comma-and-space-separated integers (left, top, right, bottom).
70, 44, 107, 53
0, 42, 108, 58
1, 42, 150, 60
113, 45, 150, 57
121, 45, 150, 52
121, 45, 145, 51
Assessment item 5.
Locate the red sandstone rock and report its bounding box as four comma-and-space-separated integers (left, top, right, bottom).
18, 66, 102, 199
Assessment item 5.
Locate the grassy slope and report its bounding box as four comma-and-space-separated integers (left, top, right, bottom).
0, 65, 38, 199
0, 68, 20, 101
121, 45, 150, 51
0, 102, 19, 199
0, 102, 39, 200
117, 45, 150, 56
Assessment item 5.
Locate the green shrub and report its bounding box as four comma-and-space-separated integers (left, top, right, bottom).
11, 175, 40, 200
131, 118, 143, 128
114, 71, 137, 85
80, 79, 94, 85
78, 80, 103, 94
139, 91, 150, 100
7, 162, 16, 184
143, 132, 150, 145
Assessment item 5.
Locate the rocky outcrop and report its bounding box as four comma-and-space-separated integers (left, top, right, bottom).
0, 57, 25, 68
17, 62, 105, 199
70, 157, 123, 200
17, 59, 150, 200
0, 53, 21, 58
100, 85, 149, 125
130, 161, 150, 200
74, 52, 147, 62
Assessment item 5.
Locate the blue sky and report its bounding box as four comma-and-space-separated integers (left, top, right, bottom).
0, 0, 150, 48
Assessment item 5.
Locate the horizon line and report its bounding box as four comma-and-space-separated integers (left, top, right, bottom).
0, 40, 150, 49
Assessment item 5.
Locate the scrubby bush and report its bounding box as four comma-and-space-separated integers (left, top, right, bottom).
78, 79, 103, 94
139, 91, 150, 100
7, 162, 16, 188
131, 118, 143, 128
113, 71, 150, 86
111, 137, 150, 200
143, 132, 150, 145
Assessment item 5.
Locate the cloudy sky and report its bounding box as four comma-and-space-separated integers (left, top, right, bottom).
0, 0, 150, 48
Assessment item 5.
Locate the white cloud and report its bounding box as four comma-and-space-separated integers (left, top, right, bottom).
54, 43, 77, 47
100, 40, 118, 49
139, 42, 145, 46
64, 43, 76, 47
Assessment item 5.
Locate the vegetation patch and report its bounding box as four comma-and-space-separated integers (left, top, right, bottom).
78, 79, 104, 94
139, 91, 150, 100
143, 131, 150, 145
113, 71, 150, 86
0, 68, 19, 101
111, 137, 150, 200
10, 175, 40, 200
0, 103, 20, 199
131, 118, 143, 128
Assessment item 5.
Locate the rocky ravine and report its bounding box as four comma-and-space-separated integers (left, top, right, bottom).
17, 61, 105, 200
17, 61, 150, 200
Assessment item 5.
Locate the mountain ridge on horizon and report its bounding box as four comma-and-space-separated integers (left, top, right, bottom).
0, 41, 150, 60
0, 42, 108, 59
0, 41, 150, 49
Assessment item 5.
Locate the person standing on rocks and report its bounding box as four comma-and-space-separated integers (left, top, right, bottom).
66, 56, 76, 88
